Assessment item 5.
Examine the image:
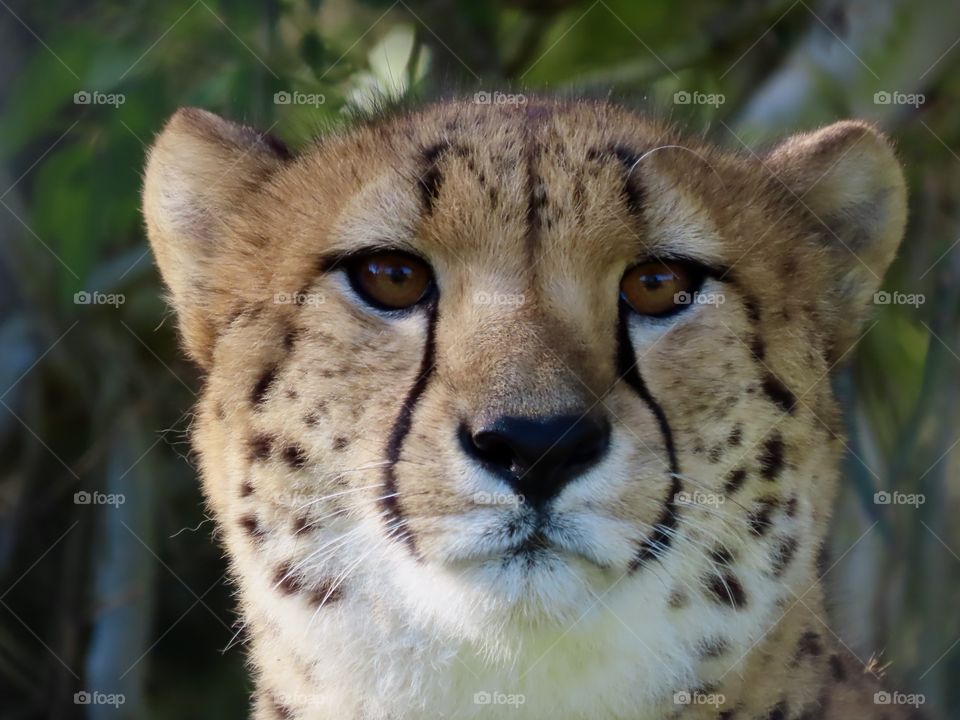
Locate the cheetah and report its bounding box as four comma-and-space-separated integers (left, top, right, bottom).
142, 99, 915, 719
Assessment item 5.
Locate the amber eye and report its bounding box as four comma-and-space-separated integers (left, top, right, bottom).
346, 251, 434, 310
620, 260, 704, 317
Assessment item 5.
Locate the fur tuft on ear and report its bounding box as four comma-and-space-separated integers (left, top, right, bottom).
142, 108, 291, 368
767, 120, 907, 357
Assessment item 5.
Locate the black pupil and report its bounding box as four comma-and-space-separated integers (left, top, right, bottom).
641, 269, 674, 290
385, 263, 411, 284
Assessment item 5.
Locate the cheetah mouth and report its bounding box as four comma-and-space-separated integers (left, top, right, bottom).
465, 513, 616, 570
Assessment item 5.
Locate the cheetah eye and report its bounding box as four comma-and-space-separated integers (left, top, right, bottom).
620, 260, 705, 317
346, 250, 435, 311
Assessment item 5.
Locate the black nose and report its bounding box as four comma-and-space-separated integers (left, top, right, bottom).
459, 414, 611, 507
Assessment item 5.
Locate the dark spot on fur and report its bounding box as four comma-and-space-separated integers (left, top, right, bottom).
252, 365, 278, 407
282, 444, 307, 469
786, 496, 798, 517
291, 514, 309, 534
214, 402, 225, 420
816, 542, 830, 577
829, 653, 847, 682
285, 389, 298, 400
668, 589, 688, 609
762, 374, 797, 414
283, 327, 298, 351
748, 496, 780, 536
794, 630, 823, 664
708, 444, 724, 463
750, 337, 766, 361
772, 536, 798, 577
304, 411, 321, 426
704, 573, 747, 609
273, 563, 303, 595
728, 424, 743, 446
249, 434, 273, 461
767, 700, 788, 720
240, 479, 254, 497
239, 513, 264, 539
588, 144, 645, 217
418, 141, 451, 214
308, 578, 345, 606
269, 691, 294, 719
333, 436, 349, 451
710, 544, 736, 566
723, 468, 748, 495
698, 637, 729, 658
759, 433, 785, 480
744, 297, 761, 324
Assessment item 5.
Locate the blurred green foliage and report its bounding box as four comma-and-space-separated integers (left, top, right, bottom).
0, 0, 957, 718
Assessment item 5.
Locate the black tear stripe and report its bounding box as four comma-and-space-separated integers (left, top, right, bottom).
616, 305, 681, 571
380, 302, 439, 555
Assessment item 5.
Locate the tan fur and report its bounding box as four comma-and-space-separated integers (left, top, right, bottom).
143, 99, 914, 719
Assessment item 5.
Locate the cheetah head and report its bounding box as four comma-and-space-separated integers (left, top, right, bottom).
144, 100, 905, 711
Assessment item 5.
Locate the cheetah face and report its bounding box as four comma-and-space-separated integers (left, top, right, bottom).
144, 102, 905, 654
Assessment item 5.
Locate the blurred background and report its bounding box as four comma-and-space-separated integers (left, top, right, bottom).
0, 0, 958, 717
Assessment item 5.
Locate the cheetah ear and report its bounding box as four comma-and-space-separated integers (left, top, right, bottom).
142, 108, 291, 368
767, 120, 907, 359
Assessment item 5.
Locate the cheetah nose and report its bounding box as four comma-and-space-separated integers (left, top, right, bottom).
459, 413, 611, 508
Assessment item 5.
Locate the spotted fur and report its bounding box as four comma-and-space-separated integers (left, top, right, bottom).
143, 99, 914, 719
